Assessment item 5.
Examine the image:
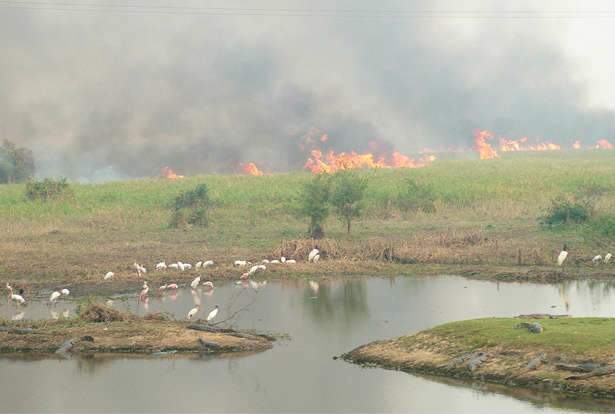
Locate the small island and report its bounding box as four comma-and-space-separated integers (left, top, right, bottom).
0, 304, 275, 356
342, 316, 615, 399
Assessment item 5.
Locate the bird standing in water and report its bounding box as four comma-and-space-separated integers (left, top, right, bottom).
557, 245, 568, 266
206, 305, 219, 323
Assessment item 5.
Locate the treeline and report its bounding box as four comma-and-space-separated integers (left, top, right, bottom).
0, 140, 35, 184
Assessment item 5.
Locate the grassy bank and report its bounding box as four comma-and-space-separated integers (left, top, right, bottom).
342, 317, 615, 399
2, 152, 615, 285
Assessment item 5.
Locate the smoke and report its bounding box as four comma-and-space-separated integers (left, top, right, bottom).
1, 1, 614, 179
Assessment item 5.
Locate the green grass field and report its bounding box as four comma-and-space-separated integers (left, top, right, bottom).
2, 151, 615, 284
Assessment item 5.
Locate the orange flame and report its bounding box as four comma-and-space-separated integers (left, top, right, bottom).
162, 167, 184, 180
572, 140, 581, 150
473, 130, 499, 160
304, 149, 435, 174
595, 139, 614, 150
240, 162, 264, 176
499, 137, 561, 152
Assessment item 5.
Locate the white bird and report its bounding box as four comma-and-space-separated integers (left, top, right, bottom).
195, 261, 203, 269
605, 253, 613, 264
133, 263, 146, 276
203, 260, 214, 267
61, 288, 70, 296
308, 249, 319, 262
187, 305, 200, 320
248, 265, 261, 276
557, 245, 568, 266
190, 276, 201, 289
169, 263, 179, 270
234, 260, 248, 267
281, 257, 286, 263
184, 263, 193, 270
206, 305, 219, 322
12, 311, 25, 321
262, 259, 270, 264
49, 291, 61, 302
6, 284, 25, 305
593, 255, 603, 264
312, 254, 320, 263
139, 281, 149, 300
104, 271, 114, 280
177, 262, 186, 271
270, 259, 280, 264
155, 262, 167, 270
202, 281, 214, 289
106, 300, 114, 306
286, 259, 296, 264
167, 283, 179, 289
159, 284, 167, 291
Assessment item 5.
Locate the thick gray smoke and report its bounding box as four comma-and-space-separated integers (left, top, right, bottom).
1, 1, 613, 179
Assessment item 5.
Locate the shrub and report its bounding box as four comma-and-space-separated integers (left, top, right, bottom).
396, 179, 437, 214
330, 171, 367, 234
170, 183, 212, 228
25, 178, 73, 202
0, 140, 36, 184
297, 174, 331, 239
588, 214, 615, 238
540, 195, 593, 226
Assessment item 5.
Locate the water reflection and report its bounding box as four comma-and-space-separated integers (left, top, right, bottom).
3, 276, 615, 412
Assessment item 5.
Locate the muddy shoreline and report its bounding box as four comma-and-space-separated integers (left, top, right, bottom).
0, 316, 276, 357
342, 317, 615, 400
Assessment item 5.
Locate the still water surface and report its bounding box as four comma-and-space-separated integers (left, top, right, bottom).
2, 275, 615, 413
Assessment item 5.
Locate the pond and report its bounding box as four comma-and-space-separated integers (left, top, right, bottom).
2, 275, 615, 413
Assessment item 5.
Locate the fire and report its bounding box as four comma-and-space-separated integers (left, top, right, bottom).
162, 167, 184, 180
304, 149, 435, 174
241, 162, 264, 176
595, 139, 614, 150
499, 137, 561, 152
473, 130, 499, 160
572, 140, 581, 150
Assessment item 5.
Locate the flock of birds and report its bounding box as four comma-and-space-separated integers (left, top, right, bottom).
4, 249, 323, 323
557, 245, 613, 267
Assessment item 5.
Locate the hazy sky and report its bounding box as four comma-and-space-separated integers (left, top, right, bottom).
1, 0, 614, 179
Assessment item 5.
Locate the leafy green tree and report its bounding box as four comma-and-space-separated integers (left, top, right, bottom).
396, 178, 437, 214
298, 174, 331, 239
330, 171, 367, 234
0, 140, 35, 183
170, 183, 212, 228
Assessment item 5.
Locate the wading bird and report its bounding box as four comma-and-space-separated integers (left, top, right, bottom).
104, 271, 114, 280
281, 257, 286, 263
308, 249, 319, 262
159, 284, 167, 291
49, 290, 61, 303
195, 261, 203, 269
6, 283, 25, 305
605, 253, 613, 264
206, 305, 219, 323
167, 283, 179, 289
286, 259, 296, 264
593, 255, 603, 264
270, 259, 280, 264
61, 288, 70, 296
262, 259, 270, 264
190, 276, 201, 289
234, 260, 248, 267
557, 245, 568, 266
203, 260, 214, 267
202, 281, 214, 290
155, 262, 167, 270
312, 254, 320, 263
139, 281, 149, 301
169, 263, 179, 270
187, 304, 200, 320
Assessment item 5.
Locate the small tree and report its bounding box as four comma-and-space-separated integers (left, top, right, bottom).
170, 183, 212, 228
396, 179, 437, 214
0, 140, 35, 183
298, 174, 331, 239
25, 178, 73, 202
330, 171, 367, 234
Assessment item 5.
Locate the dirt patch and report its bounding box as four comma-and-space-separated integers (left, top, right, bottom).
79, 303, 125, 322
0, 317, 275, 356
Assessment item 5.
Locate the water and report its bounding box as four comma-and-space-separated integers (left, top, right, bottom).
2, 275, 615, 413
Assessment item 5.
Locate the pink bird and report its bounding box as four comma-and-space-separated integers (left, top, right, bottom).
202, 281, 214, 290
167, 283, 179, 289
240, 272, 250, 280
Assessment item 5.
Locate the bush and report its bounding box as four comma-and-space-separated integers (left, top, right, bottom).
170, 183, 212, 228
0, 140, 36, 184
396, 179, 437, 214
25, 178, 73, 202
588, 214, 615, 238
540, 194, 593, 226
330, 171, 367, 234
297, 174, 331, 239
